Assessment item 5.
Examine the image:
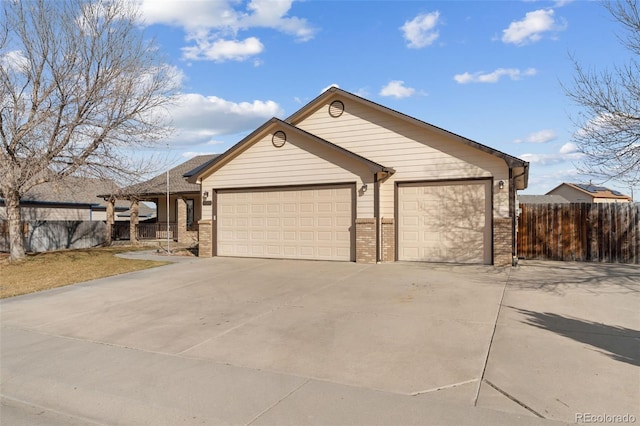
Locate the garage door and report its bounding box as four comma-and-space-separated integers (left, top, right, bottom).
217, 186, 353, 261
398, 180, 491, 264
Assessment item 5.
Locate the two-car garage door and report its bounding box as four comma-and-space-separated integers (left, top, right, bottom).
216, 186, 353, 261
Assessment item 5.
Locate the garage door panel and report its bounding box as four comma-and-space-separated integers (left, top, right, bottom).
398, 181, 490, 264
217, 186, 353, 261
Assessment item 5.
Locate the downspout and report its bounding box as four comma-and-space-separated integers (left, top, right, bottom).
509, 168, 516, 263
374, 173, 380, 263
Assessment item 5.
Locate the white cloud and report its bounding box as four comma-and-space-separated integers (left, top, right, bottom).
502, 9, 566, 46
520, 144, 584, 165
241, 0, 315, 41
138, 0, 315, 62
182, 37, 264, 62
164, 93, 283, 146
320, 84, 340, 94
401, 11, 441, 48
514, 129, 557, 144
181, 151, 219, 158
379, 81, 416, 99
559, 142, 579, 154
454, 68, 537, 84
0, 50, 29, 72
553, 0, 575, 7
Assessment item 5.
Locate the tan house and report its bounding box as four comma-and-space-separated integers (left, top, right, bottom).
546, 183, 632, 203
185, 88, 529, 265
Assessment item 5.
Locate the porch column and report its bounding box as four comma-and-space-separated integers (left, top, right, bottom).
176, 197, 187, 243
105, 197, 115, 246
129, 199, 139, 246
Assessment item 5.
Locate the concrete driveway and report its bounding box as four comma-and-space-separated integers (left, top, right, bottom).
1, 255, 638, 425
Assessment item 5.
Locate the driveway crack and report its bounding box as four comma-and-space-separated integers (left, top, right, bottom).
245, 379, 311, 425
473, 267, 511, 406
483, 379, 545, 418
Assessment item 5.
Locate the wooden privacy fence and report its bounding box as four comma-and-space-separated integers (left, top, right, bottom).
517, 203, 640, 264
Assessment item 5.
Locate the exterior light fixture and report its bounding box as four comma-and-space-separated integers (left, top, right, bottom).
203, 191, 209, 200
498, 180, 505, 190
361, 184, 368, 193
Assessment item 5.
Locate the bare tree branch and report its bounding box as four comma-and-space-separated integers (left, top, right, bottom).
566, 0, 640, 189
0, 0, 178, 261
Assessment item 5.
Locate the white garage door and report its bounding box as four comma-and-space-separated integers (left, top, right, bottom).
398, 180, 491, 264
217, 186, 353, 261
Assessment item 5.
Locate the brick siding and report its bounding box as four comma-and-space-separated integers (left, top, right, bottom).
355, 218, 376, 264
493, 217, 513, 266
198, 219, 212, 257
381, 217, 395, 262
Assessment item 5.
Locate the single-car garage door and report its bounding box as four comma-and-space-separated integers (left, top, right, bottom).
217, 185, 353, 261
398, 180, 491, 264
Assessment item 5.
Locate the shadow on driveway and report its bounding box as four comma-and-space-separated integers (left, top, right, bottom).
510, 307, 640, 367
510, 261, 640, 296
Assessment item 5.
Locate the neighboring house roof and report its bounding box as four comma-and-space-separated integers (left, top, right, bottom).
184, 119, 395, 182
121, 155, 218, 197
518, 194, 570, 204
185, 88, 528, 188
117, 203, 157, 219
1, 176, 128, 210
547, 182, 632, 201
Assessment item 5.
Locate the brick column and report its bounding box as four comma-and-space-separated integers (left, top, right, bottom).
381, 218, 395, 262
129, 199, 139, 245
176, 197, 187, 243
494, 217, 513, 266
198, 219, 212, 257
355, 218, 376, 264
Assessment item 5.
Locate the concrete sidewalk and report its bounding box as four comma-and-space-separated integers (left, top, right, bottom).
1, 256, 637, 425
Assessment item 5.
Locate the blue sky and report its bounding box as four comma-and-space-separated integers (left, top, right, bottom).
137, 0, 634, 196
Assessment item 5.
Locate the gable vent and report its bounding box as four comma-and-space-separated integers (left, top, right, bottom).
329, 100, 345, 118
272, 130, 286, 147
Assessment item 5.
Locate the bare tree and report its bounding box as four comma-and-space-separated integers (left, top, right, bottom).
566, 0, 640, 190
0, 0, 178, 261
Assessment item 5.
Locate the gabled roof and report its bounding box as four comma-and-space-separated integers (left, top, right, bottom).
547, 182, 632, 201
184, 118, 395, 183
286, 87, 529, 179
124, 154, 218, 196
518, 194, 570, 204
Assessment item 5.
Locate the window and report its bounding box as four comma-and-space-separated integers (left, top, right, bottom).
186, 199, 195, 230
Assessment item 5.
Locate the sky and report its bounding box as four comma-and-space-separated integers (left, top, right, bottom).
134, 0, 635, 197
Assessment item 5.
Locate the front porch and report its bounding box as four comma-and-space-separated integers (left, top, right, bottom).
111, 222, 199, 242
105, 195, 201, 246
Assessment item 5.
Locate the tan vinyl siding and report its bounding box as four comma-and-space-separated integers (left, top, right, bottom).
200, 131, 375, 220
91, 211, 108, 221
0, 206, 91, 221
295, 98, 511, 218
549, 186, 593, 203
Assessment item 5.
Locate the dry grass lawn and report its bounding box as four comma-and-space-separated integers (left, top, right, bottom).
0, 247, 170, 299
